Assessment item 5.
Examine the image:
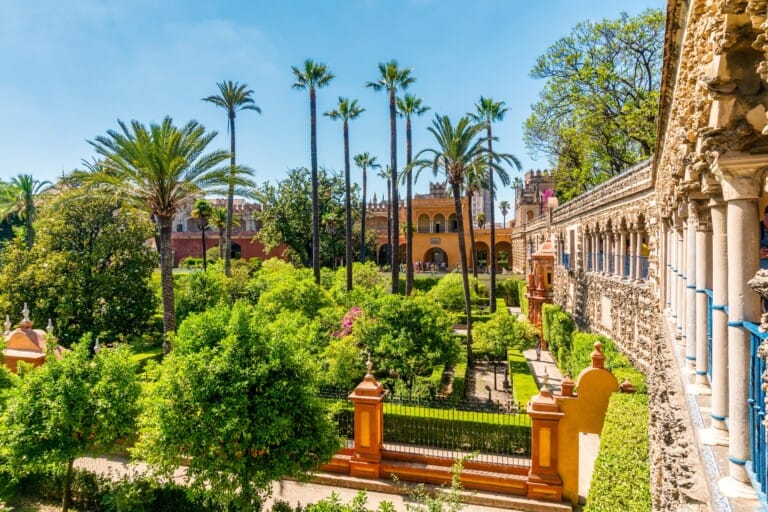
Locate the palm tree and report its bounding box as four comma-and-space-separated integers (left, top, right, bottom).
367, 60, 414, 293
191, 198, 213, 271
412, 115, 514, 363
377, 166, 392, 268
209, 206, 228, 260
354, 153, 380, 263
203, 81, 261, 277
470, 97, 521, 313
86, 117, 236, 352
397, 93, 429, 294
325, 97, 365, 292
463, 159, 488, 279
0, 174, 52, 249
293, 59, 334, 284
499, 200, 511, 227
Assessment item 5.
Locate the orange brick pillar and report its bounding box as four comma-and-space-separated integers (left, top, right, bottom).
348, 360, 388, 478
527, 379, 564, 501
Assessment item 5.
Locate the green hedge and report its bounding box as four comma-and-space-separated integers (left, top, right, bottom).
447, 346, 467, 401
584, 392, 650, 512
6, 467, 214, 512
541, 304, 575, 368
496, 278, 526, 309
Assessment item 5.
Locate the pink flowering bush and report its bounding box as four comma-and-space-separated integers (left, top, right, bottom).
333, 306, 363, 338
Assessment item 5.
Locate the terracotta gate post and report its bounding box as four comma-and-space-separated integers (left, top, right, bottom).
348, 359, 388, 478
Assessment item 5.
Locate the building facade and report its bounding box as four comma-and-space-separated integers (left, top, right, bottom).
514, 1, 768, 509
367, 182, 515, 273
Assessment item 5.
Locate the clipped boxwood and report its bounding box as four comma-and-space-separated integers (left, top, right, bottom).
584, 392, 650, 512
541, 304, 575, 369
508, 349, 539, 404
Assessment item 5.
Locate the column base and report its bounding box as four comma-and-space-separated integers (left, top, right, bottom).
700, 427, 729, 447
718, 476, 756, 499
687, 382, 711, 395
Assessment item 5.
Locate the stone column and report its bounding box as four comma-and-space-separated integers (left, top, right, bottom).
714, 153, 766, 483
348, 360, 388, 478
594, 232, 599, 271
694, 201, 712, 387
619, 230, 627, 278
629, 228, 638, 281
665, 225, 673, 308
670, 224, 679, 329
677, 223, 685, 336
686, 203, 698, 368
710, 197, 729, 432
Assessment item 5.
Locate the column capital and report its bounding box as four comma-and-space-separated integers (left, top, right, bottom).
690, 200, 713, 232
712, 152, 768, 201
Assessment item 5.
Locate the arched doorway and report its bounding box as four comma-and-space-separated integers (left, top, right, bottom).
496, 241, 512, 271
398, 243, 407, 265
417, 214, 430, 233
231, 242, 242, 260
448, 213, 458, 232
378, 244, 390, 267
433, 214, 445, 233
424, 248, 448, 272
475, 242, 490, 272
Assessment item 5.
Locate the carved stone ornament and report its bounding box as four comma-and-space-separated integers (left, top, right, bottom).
748, 269, 768, 332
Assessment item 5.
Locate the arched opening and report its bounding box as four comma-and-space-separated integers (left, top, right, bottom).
417, 214, 430, 233
423, 247, 448, 272
378, 244, 390, 267
475, 241, 490, 272
433, 214, 445, 233
230, 242, 241, 260
448, 213, 458, 232
398, 243, 407, 265
496, 241, 512, 271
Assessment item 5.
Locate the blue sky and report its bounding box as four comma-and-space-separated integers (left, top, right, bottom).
0, 0, 662, 212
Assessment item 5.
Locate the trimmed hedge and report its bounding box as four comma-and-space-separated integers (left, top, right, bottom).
541, 304, 575, 369
496, 278, 526, 309
584, 392, 650, 512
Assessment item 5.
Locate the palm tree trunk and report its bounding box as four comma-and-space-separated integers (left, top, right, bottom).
310, 87, 321, 284
360, 166, 367, 263
405, 117, 414, 295
343, 120, 353, 292
389, 88, 399, 294
451, 180, 473, 365
386, 179, 392, 269
201, 228, 207, 271
158, 215, 176, 353
225, 113, 236, 277
61, 458, 74, 512
467, 191, 478, 279
487, 123, 497, 313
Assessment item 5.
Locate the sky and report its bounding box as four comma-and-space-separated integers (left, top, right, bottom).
0, 0, 662, 216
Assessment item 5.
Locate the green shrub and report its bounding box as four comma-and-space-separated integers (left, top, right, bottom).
173, 268, 229, 322
541, 304, 575, 368
427, 273, 479, 312
584, 392, 650, 512
412, 276, 441, 292
179, 256, 203, 269
447, 346, 467, 401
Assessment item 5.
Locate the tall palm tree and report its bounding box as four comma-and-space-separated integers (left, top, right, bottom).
209, 206, 228, 261
325, 97, 365, 292
469, 97, 521, 313
354, 152, 380, 263
293, 59, 335, 284
86, 117, 236, 352
463, 160, 489, 279
499, 200, 511, 227
397, 93, 429, 295
191, 198, 213, 271
366, 60, 414, 293
0, 174, 52, 249
412, 115, 515, 363
377, 166, 392, 268
203, 81, 261, 277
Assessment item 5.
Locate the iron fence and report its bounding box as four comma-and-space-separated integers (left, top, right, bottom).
381, 394, 530, 466
745, 322, 768, 504
318, 390, 354, 448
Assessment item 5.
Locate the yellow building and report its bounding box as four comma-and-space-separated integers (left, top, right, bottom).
367, 182, 514, 272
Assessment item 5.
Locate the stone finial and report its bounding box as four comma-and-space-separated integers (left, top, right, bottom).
19, 303, 33, 329
748, 269, 768, 332
619, 378, 637, 394
561, 374, 576, 397
365, 353, 373, 377
591, 342, 606, 369
94, 338, 102, 355
542, 367, 551, 393
46, 319, 53, 336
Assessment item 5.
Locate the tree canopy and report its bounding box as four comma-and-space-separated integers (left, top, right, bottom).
524, 9, 664, 200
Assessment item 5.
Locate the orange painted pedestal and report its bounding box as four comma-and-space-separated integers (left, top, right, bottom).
348, 367, 388, 478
